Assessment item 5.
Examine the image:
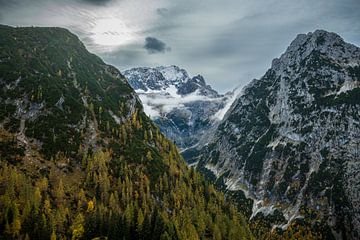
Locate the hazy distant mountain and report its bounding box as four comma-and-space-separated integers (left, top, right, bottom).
124, 66, 237, 160
197, 30, 360, 239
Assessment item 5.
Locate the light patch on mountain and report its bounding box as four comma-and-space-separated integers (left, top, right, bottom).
212, 87, 243, 121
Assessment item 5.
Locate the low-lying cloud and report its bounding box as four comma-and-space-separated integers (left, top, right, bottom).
137, 88, 224, 118
144, 37, 171, 54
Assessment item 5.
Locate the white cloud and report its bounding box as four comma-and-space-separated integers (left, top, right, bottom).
1, 0, 359, 93
141, 102, 161, 118
0, 0, 169, 53
137, 86, 225, 118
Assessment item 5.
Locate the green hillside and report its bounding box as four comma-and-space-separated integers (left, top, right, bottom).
0, 25, 252, 240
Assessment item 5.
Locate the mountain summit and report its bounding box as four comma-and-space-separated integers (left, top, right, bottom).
272, 29, 360, 72
124, 65, 220, 97
197, 30, 360, 239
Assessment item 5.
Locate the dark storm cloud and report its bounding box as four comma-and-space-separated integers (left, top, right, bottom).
0, 0, 113, 7
0, 0, 23, 8
80, 0, 112, 5
144, 37, 171, 54
156, 8, 168, 16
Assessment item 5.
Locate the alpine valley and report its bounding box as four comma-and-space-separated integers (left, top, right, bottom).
0, 25, 253, 240
122, 30, 360, 240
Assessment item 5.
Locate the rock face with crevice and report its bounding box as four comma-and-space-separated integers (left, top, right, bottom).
197, 30, 360, 239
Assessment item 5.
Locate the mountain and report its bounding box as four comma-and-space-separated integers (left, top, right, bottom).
197, 30, 360, 239
0, 25, 253, 239
123, 66, 234, 160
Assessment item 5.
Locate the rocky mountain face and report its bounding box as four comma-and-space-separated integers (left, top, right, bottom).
0, 25, 252, 239
124, 66, 233, 157
0, 25, 138, 160
197, 30, 360, 239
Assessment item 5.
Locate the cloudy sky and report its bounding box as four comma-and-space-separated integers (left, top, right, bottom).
1, 0, 359, 92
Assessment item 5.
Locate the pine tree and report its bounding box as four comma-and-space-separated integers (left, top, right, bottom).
146, 151, 153, 161
34, 187, 42, 210
136, 209, 144, 238
54, 179, 65, 206
71, 213, 85, 240
51, 231, 57, 240
7, 202, 21, 238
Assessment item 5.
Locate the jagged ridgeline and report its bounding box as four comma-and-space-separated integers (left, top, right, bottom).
0, 25, 253, 239
197, 30, 360, 239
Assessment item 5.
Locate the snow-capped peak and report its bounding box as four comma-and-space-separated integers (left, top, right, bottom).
123, 65, 219, 97
123, 65, 237, 151
156, 65, 189, 84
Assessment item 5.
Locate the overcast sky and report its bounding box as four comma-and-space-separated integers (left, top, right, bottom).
1, 0, 359, 92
